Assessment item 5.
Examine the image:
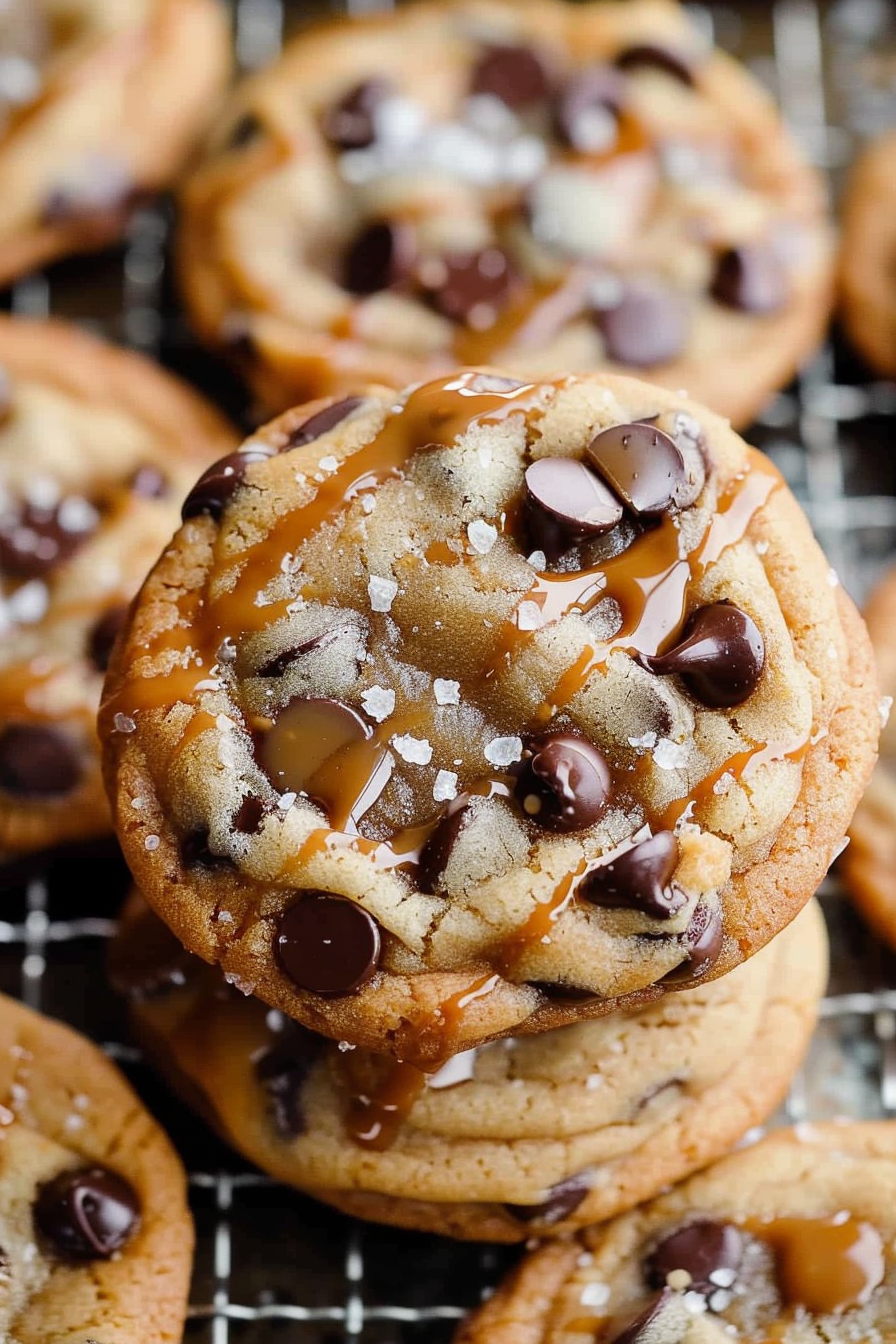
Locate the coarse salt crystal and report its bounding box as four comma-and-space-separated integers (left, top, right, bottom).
361, 685, 395, 722
628, 731, 657, 750
392, 733, 433, 765
485, 735, 523, 767
318, 455, 338, 472
130, 796, 145, 810
653, 738, 689, 770
585, 1074, 603, 1091
880, 695, 893, 729
828, 567, 840, 587
360, 493, 376, 514
526, 549, 546, 570
368, 574, 398, 612
580, 1283, 610, 1309
278, 791, 297, 810
113, 713, 136, 734
144, 834, 160, 851
434, 678, 460, 705
467, 519, 497, 554
433, 769, 458, 801
712, 771, 735, 796
516, 601, 542, 631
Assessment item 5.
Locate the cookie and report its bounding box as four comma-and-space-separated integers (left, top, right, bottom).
178, 0, 833, 426
116, 893, 825, 1242
841, 132, 896, 377
842, 566, 896, 947
0, 0, 230, 285
0, 990, 192, 1343
456, 1121, 896, 1343
99, 368, 877, 1066
0, 315, 236, 860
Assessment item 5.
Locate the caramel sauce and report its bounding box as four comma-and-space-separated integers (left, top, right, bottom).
497, 861, 587, 975
344, 1060, 428, 1151
747, 1214, 886, 1314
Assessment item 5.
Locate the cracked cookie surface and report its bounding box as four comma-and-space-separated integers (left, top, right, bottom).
100, 368, 877, 1064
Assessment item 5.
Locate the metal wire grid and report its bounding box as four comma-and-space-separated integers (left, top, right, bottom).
3, 0, 896, 1337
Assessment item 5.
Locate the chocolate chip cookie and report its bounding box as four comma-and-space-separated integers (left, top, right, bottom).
178, 0, 833, 426
456, 1122, 896, 1344
117, 893, 825, 1242
841, 132, 896, 377
0, 0, 229, 285
0, 990, 192, 1343
0, 315, 235, 860
100, 369, 877, 1065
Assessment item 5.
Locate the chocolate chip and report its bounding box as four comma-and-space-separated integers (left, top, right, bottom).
286, 398, 364, 449
35, 1167, 140, 1260
470, 43, 551, 109
664, 902, 723, 984
233, 795, 266, 835
606, 1289, 687, 1344
516, 731, 612, 832
108, 903, 194, 1001
259, 697, 371, 802
179, 828, 232, 869
505, 1171, 591, 1226
257, 625, 353, 678
638, 603, 765, 708
710, 244, 787, 314
344, 220, 416, 294
0, 496, 97, 579
88, 603, 128, 673
255, 1023, 324, 1137
592, 278, 689, 368
554, 65, 628, 152
581, 831, 687, 920
225, 112, 263, 151
417, 802, 470, 895
422, 248, 516, 328
0, 724, 81, 798
181, 444, 276, 522
128, 464, 169, 499
586, 421, 687, 517
647, 1219, 744, 1296
321, 78, 393, 150
615, 42, 696, 86
525, 458, 623, 544
276, 892, 381, 995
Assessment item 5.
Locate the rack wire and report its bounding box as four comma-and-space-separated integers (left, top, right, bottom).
4, 0, 896, 1338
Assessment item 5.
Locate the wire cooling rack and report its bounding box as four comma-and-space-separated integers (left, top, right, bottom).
4, 0, 896, 1338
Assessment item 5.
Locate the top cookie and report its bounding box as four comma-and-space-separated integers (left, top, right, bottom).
100, 369, 877, 1064
0, 0, 230, 286
178, 0, 833, 426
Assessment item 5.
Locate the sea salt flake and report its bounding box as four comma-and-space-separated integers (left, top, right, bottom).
318, 455, 338, 472
360, 493, 376, 514
580, 1283, 610, 1309
57, 495, 99, 533
8, 580, 47, 624
585, 1074, 603, 1091
526, 549, 546, 569
828, 566, 840, 587
467, 519, 498, 554
712, 771, 735, 796
434, 678, 460, 705
338, 1040, 356, 1053
684, 1291, 708, 1316
361, 685, 395, 722
144, 834, 160, 851
113, 712, 136, 734
653, 738, 689, 770
278, 791, 297, 810
709, 1269, 737, 1289
392, 733, 433, 765
628, 731, 657, 751
754, 539, 769, 556
485, 735, 523, 767
368, 574, 398, 612
433, 769, 458, 802
516, 601, 542, 631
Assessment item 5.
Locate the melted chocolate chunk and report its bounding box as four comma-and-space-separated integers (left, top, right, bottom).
505, 1171, 591, 1226
586, 421, 687, 517
606, 1289, 685, 1344
581, 831, 687, 920
286, 398, 364, 449
128, 464, 169, 499
417, 801, 470, 895
593, 278, 689, 368
638, 603, 765, 708
525, 458, 623, 542
344, 219, 416, 294
647, 1218, 744, 1296
255, 1023, 324, 1137
180, 828, 233, 870
35, 1166, 140, 1260
0, 496, 97, 579
615, 42, 697, 86
88, 603, 128, 673
225, 112, 263, 151
664, 902, 723, 984
0, 724, 81, 798
108, 904, 194, 1001
321, 78, 393, 150
515, 731, 612, 833
470, 43, 551, 109
181, 444, 277, 522
710, 244, 787, 314
554, 64, 628, 152
233, 795, 267, 835
276, 893, 381, 996
423, 248, 516, 328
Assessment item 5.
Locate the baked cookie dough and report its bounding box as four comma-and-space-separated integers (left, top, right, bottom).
841, 131, 896, 377
116, 893, 826, 1242
0, 990, 192, 1344
0, 0, 230, 286
100, 369, 877, 1065
178, 0, 833, 425
456, 1122, 896, 1344
0, 315, 235, 859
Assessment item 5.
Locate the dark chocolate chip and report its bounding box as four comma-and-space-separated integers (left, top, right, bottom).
128, 464, 169, 499
606, 1289, 686, 1344
505, 1171, 591, 1226
586, 421, 687, 517
554, 64, 628, 152
0, 496, 97, 579
417, 801, 470, 895
516, 731, 612, 833
647, 1219, 744, 1296
225, 112, 263, 151
592, 277, 689, 368
0, 724, 81, 798
88, 603, 128, 673
286, 398, 364, 449
179, 828, 233, 870
108, 903, 194, 1001
35, 1166, 140, 1260
321, 78, 393, 150
635, 1075, 684, 1113
525, 458, 623, 540
255, 1023, 324, 1137
615, 42, 697, 86
581, 831, 687, 920
470, 43, 551, 109
422, 248, 516, 328
638, 603, 765, 708
233, 795, 267, 835
344, 219, 416, 294
181, 444, 276, 522
276, 892, 381, 995
710, 244, 787, 314
256, 625, 353, 678
664, 902, 723, 984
